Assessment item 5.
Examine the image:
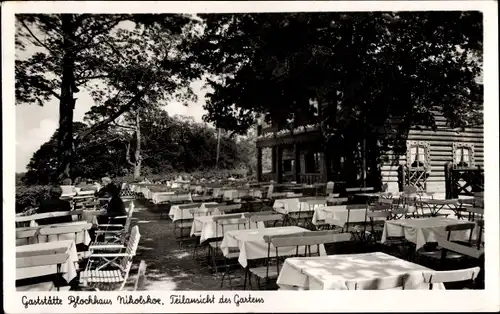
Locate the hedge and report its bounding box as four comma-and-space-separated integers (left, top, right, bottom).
15, 185, 52, 214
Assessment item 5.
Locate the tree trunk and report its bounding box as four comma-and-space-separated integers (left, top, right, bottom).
133, 110, 142, 179
215, 127, 221, 168
58, 15, 77, 182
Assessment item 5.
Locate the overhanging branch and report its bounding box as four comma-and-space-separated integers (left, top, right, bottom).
21, 20, 56, 55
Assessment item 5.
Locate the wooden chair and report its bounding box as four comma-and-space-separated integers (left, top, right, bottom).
249, 213, 284, 229
436, 236, 484, 260
327, 197, 348, 205
86, 226, 141, 271
218, 204, 243, 215
133, 260, 147, 291
80, 226, 140, 291
364, 210, 392, 244
16, 229, 38, 246
173, 203, 200, 245
422, 267, 481, 290
418, 222, 476, 261
95, 202, 135, 245
465, 207, 484, 222
213, 217, 250, 288
39, 223, 93, 258
207, 216, 248, 273
346, 273, 418, 290
246, 231, 352, 290
475, 219, 484, 250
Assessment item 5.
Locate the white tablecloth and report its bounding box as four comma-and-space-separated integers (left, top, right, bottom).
16, 240, 78, 283
277, 252, 446, 290
81, 209, 106, 224
168, 202, 219, 221
190, 213, 265, 243
220, 226, 326, 268
153, 192, 192, 204
381, 217, 476, 250
223, 189, 263, 200
16, 221, 92, 246
312, 205, 367, 227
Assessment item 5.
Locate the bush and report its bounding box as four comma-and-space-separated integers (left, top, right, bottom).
15, 185, 52, 213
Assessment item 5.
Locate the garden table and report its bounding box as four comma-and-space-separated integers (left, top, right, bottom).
190, 212, 264, 243
381, 217, 477, 250
168, 202, 219, 221
277, 252, 445, 290
312, 205, 367, 228
417, 198, 461, 217
16, 240, 78, 285
16, 221, 92, 246
220, 226, 326, 268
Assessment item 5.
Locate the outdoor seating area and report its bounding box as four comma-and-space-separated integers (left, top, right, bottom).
17, 178, 488, 292
12, 10, 490, 298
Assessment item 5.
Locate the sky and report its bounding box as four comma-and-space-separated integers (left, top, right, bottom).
15, 18, 209, 173
15, 81, 208, 173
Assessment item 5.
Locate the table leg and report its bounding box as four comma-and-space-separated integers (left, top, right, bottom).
56, 263, 61, 291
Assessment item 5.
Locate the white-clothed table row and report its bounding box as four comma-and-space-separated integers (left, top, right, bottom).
16, 240, 79, 283
220, 226, 326, 268
277, 252, 446, 290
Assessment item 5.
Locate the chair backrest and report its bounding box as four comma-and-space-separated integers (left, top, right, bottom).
38, 222, 92, 236
133, 260, 147, 291
205, 203, 225, 209
270, 231, 353, 248
218, 204, 243, 214
327, 197, 348, 205
466, 207, 484, 216
16, 229, 38, 245
370, 199, 393, 211
125, 226, 141, 256
346, 273, 416, 290
422, 267, 481, 289
267, 184, 274, 197
178, 203, 201, 211
404, 185, 418, 194
445, 222, 476, 232
122, 203, 136, 233
437, 237, 484, 259
326, 182, 335, 194
250, 214, 283, 228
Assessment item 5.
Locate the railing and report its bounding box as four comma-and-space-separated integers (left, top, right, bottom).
299, 173, 322, 185
444, 162, 484, 199
261, 172, 275, 182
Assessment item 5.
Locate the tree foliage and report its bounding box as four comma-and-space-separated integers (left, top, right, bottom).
16, 14, 203, 179
196, 12, 483, 137
22, 112, 254, 185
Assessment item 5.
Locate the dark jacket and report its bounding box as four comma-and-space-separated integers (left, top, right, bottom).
37, 198, 73, 225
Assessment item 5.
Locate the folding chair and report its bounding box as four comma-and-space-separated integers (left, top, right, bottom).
94, 202, 135, 245
213, 217, 250, 288
249, 213, 284, 229
79, 252, 135, 291
16, 229, 38, 246
174, 203, 200, 246
133, 260, 147, 291
217, 204, 243, 215
474, 219, 484, 250
85, 226, 141, 271
422, 267, 481, 290
418, 222, 476, 262
465, 207, 484, 222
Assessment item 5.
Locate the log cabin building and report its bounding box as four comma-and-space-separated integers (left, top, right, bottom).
255, 110, 484, 198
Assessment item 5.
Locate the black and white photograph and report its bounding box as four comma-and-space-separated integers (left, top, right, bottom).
2, 1, 498, 313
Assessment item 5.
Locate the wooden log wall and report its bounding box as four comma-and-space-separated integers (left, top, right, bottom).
381, 113, 484, 195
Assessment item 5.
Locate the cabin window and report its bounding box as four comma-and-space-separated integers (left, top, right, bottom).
407, 141, 430, 168
453, 143, 475, 168
305, 152, 320, 173
283, 159, 293, 173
